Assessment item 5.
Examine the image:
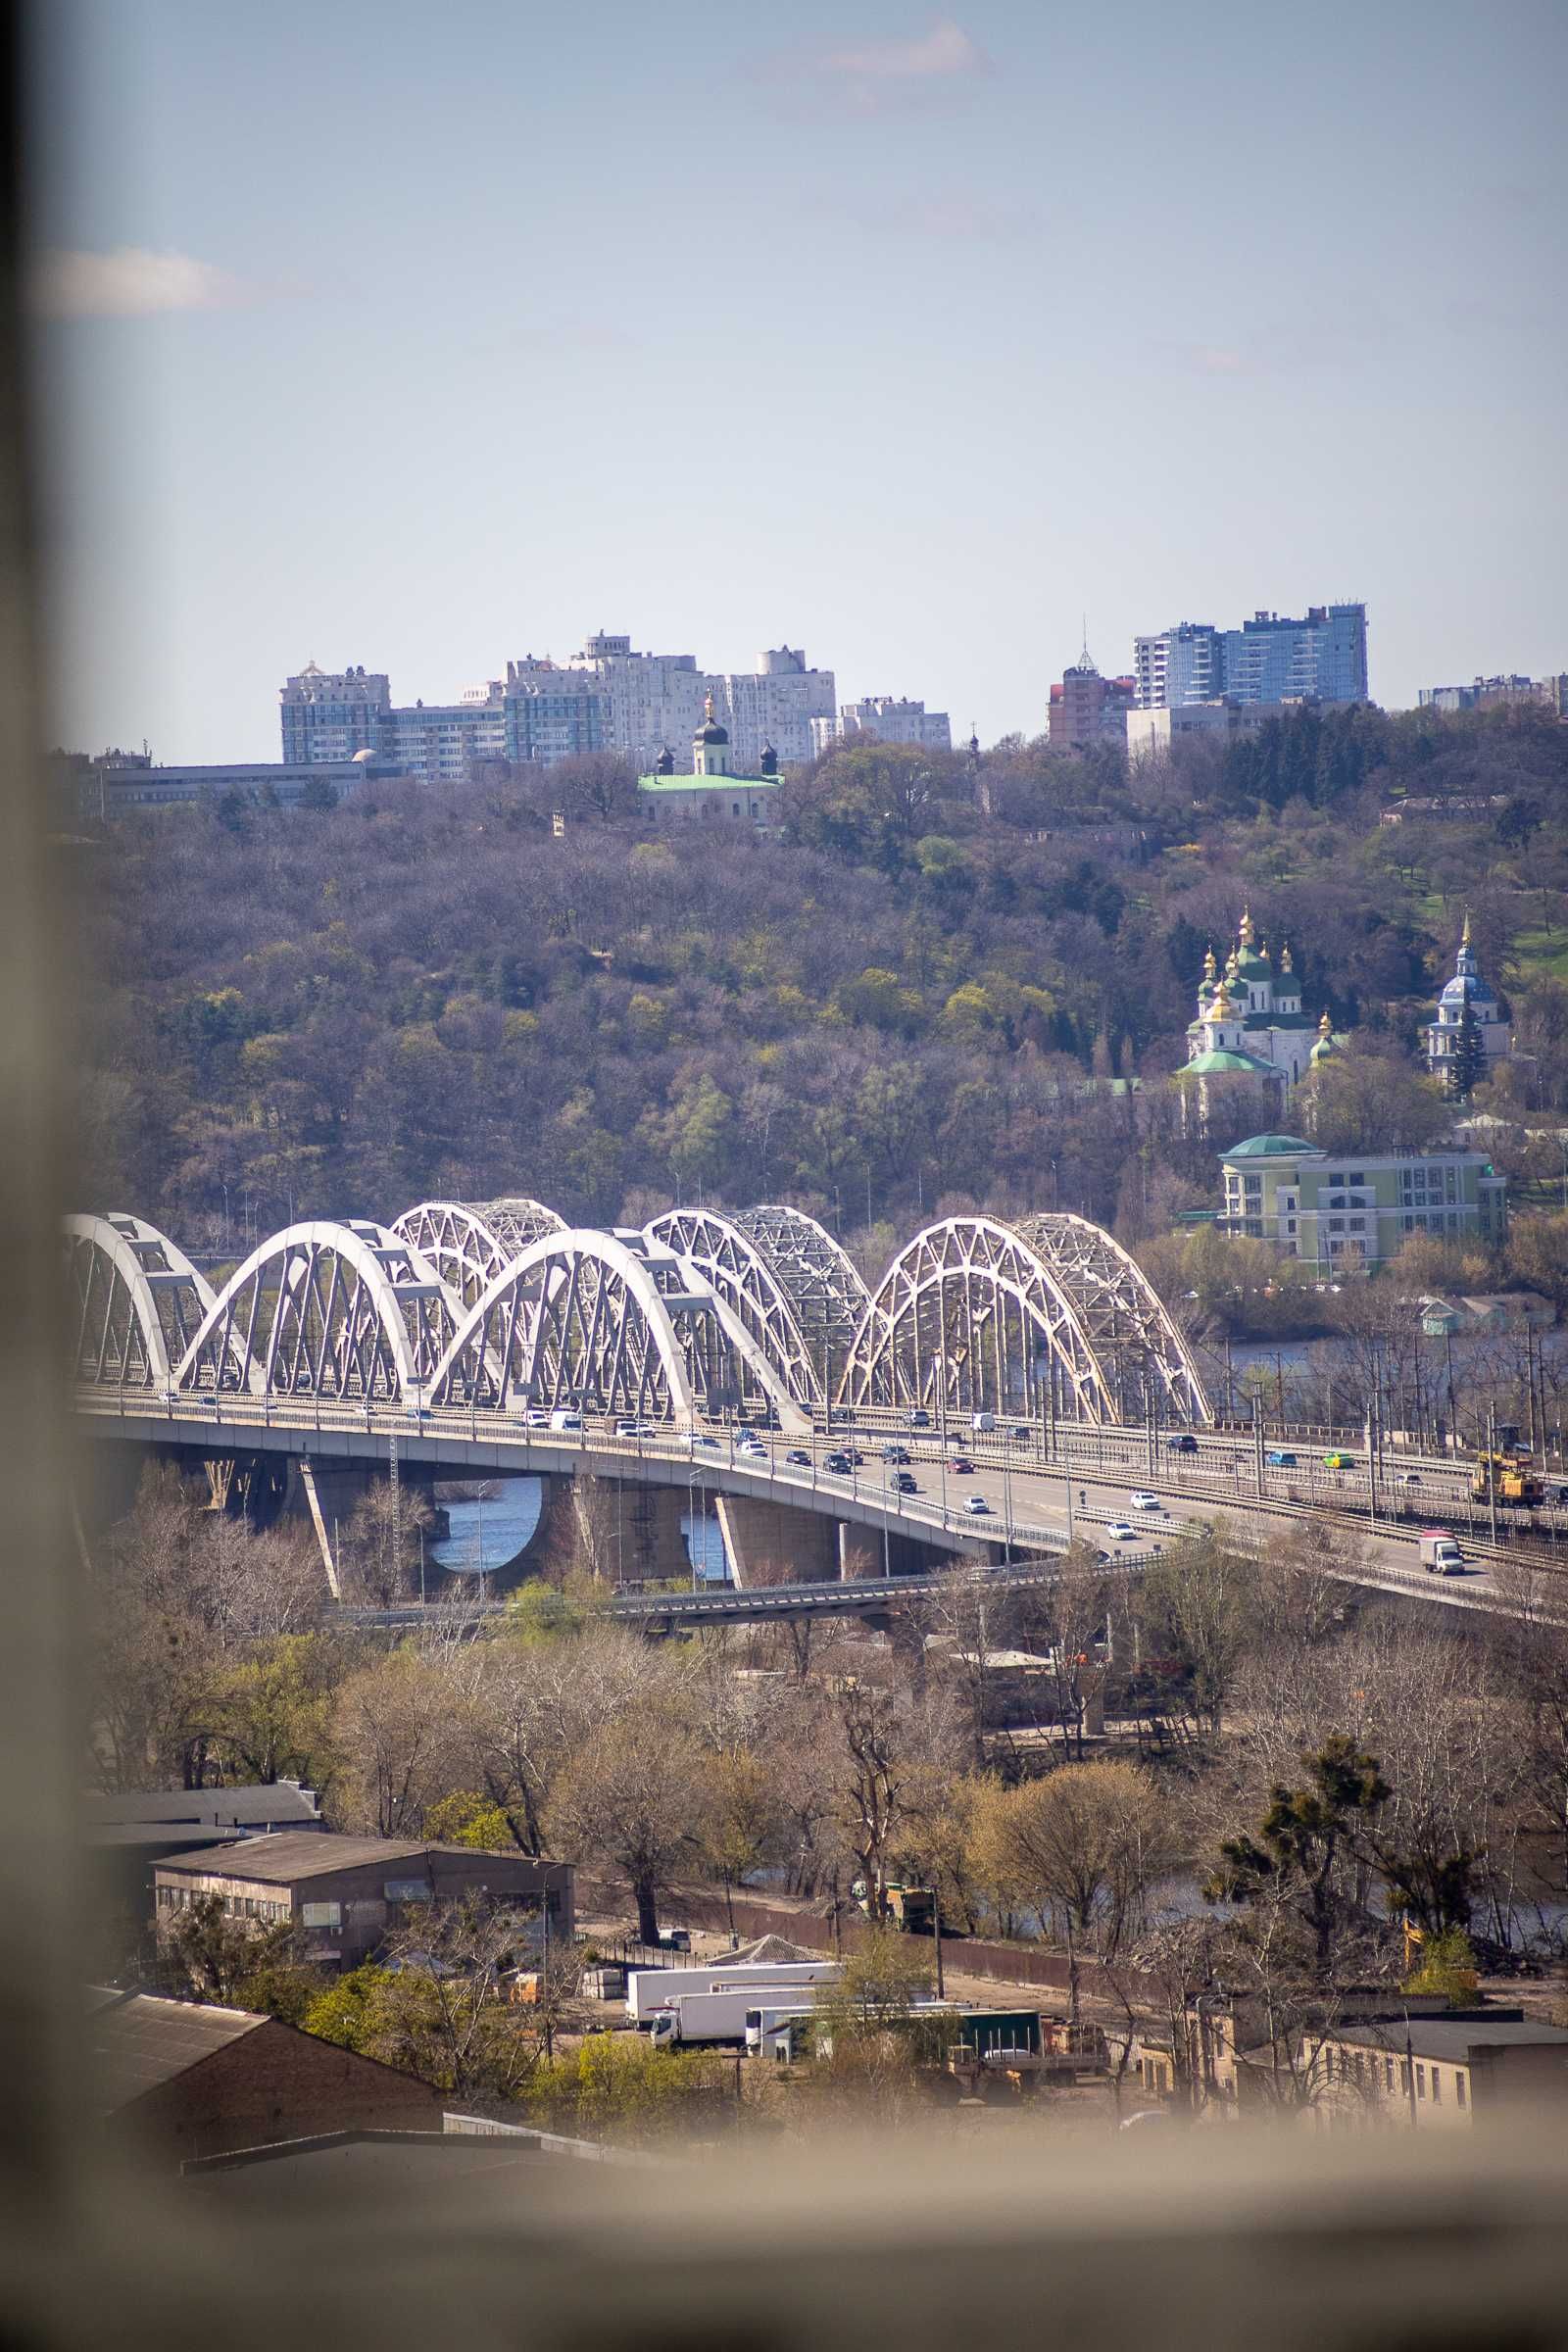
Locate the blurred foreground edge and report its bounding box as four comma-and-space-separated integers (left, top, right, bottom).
3, 6, 1568, 2349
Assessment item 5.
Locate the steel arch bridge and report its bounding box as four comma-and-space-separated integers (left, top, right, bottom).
836, 1214, 1211, 1427
173, 1221, 464, 1401
63, 1214, 218, 1389
426, 1228, 808, 1430
390, 1199, 567, 1306
643, 1205, 871, 1410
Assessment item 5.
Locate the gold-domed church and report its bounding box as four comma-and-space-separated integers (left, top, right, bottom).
1177, 909, 1342, 1127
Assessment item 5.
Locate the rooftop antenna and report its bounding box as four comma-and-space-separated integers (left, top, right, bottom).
1079, 613, 1098, 673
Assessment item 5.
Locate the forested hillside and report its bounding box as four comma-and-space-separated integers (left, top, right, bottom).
67, 704, 1568, 1258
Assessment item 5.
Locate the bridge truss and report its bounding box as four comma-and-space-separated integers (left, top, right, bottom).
173, 1221, 463, 1402
643, 1205, 869, 1410
836, 1214, 1211, 1427
63, 1214, 217, 1389
427, 1229, 806, 1428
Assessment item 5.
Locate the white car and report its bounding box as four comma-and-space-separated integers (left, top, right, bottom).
962, 1494, 993, 1515
523, 1408, 551, 1429
1102, 1522, 1138, 1543
1128, 1492, 1166, 1513
737, 1441, 768, 1461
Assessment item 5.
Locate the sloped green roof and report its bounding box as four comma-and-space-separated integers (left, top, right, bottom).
1256, 1010, 1314, 1031
1179, 1050, 1284, 1079
1222, 1132, 1318, 1159
1235, 952, 1272, 980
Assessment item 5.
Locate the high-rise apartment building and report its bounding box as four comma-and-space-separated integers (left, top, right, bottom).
279, 634, 834, 778
279, 663, 392, 761
812, 697, 953, 756
1134, 605, 1367, 710
719, 648, 836, 772
1048, 652, 1136, 750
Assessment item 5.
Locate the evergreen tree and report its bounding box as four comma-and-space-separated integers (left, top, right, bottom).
1448, 1002, 1486, 1102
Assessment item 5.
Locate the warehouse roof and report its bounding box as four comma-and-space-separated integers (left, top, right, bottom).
89, 1994, 264, 2111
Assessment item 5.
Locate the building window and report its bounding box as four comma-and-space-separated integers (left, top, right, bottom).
1455, 2073, 1466, 2109
1431, 2068, 1442, 2104
385, 1879, 433, 1903
1415, 2064, 1426, 2099
302, 1900, 342, 1930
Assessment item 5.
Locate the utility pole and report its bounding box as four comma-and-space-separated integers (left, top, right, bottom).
1487, 1402, 1499, 1548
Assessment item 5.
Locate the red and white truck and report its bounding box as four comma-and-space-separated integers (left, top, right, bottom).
1418, 1530, 1464, 1575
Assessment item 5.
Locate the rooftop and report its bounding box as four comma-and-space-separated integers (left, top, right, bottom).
1332, 2017, 1568, 2064
84, 1785, 321, 1831
152, 1833, 551, 1884
89, 1992, 264, 2111
1222, 1134, 1319, 1160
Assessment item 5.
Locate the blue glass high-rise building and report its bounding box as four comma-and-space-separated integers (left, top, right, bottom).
1134, 604, 1367, 709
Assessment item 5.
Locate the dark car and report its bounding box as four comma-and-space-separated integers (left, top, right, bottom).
846, 1447, 866, 1465
824, 1450, 853, 1474
784, 1448, 811, 1466
892, 1470, 918, 1494
908, 1409, 932, 1429
1010, 1425, 1032, 1443
882, 1443, 911, 1463
950, 1455, 975, 1475
1165, 1434, 1200, 1453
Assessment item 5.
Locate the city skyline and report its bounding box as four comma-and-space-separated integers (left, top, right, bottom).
32, 0, 1567, 761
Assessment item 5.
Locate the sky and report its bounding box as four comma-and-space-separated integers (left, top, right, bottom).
29, 0, 1568, 761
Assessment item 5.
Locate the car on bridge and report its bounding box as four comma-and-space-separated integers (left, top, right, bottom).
1323, 1451, 1357, 1469
1265, 1450, 1298, 1468
908, 1409, 932, 1429
1102, 1522, 1138, 1543
615, 1418, 658, 1439
1009, 1425, 1032, 1443
1128, 1492, 1165, 1513
784, 1448, 811, 1466
824, 1450, 853, 1475
962, 1495, 993, 1515
524, 1408, 552, 1429
882, 1444, 911, 1463
889, 1470, 919, 1494
690, 1433, 719, 1450
949, 1456, 975, 1475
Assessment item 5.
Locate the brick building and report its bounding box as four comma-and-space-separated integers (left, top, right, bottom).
154, 1833, 574, 1971
91, 1991, 440, 2165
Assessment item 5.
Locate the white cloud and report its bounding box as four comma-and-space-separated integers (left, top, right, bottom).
825, 20, 988, 79
749, 17, 991, 115
30, 246, 244, 320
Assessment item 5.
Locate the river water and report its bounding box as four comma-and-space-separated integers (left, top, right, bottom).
427, 1475, 733, 1585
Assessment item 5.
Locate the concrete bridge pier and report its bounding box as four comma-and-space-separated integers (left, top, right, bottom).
714, 1494, 842, 1589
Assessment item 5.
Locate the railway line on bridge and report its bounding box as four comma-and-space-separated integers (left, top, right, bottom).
64, 1199, 1568, 1622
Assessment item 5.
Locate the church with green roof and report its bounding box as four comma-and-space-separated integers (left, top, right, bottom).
1177, 908, 1345, 1126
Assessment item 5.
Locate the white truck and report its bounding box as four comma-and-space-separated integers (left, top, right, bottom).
1418, 1530, 1465, 1576
625, 1958, 839, 2028
647, 1968, 845, 2049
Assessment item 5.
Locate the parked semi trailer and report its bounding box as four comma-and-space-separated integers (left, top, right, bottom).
627, 1959, 840, 2029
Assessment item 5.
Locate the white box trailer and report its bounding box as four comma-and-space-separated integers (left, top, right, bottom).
649, 1973, 842, 2049
625, 1958, 839, 2027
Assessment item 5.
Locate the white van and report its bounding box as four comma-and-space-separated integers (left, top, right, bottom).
549, 1407, 583, 1432
971, 1411, 996, 1433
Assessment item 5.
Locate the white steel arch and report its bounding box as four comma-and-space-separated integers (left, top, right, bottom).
174, 1220, 463, 1402
644, 1208, 824, 1408
64, 1214, 217, 1388
472, 1197, 566, 1255
427, 1228, 808, 1430
734, 1205, 873, 1378
837, 1214, 1211, 1427
1011, 1213, 1211, 1425
391, 1200, 514, 1307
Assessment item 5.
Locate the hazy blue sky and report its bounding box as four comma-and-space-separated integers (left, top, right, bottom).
31, 0, 1567, 760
